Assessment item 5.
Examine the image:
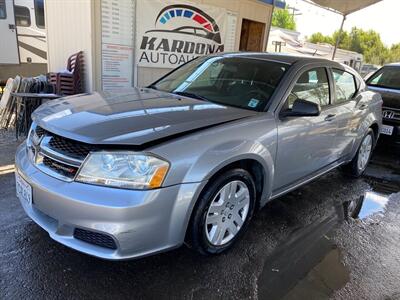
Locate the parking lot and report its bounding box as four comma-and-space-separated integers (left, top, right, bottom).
1, 129, 399, 299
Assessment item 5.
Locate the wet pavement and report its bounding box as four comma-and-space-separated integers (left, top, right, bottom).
0, 130, 399, 299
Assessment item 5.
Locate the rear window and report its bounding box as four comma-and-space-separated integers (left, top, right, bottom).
332, 69, 357, 103
367, 66, 400, 90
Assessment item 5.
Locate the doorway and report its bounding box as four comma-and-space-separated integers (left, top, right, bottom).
239, 19, 265, 52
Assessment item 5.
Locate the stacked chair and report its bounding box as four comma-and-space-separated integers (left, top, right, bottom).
0, 51, 84, 138
48, 51, 84, 95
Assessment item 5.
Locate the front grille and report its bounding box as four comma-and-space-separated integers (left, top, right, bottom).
74, 228, 117, 250
43, 156, 78, 179
30, 124, 98, 181
35, 126, 46, 138
48, 135, 95, 160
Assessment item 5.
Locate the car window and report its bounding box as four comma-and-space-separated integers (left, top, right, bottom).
332, 69, 357, 103
0, 0, 6, 19
34, 0, 45, 28
287, 67, 330, 109
15, 6, 31, 27
366, 66, 400, 90
153, 56, 288, 112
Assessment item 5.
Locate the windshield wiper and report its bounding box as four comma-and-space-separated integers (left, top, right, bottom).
147, 85, 158, 90
172, 91, 210, 102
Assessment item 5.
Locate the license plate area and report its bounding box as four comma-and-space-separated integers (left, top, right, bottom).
16, 172, 32, 206
380, 125, 394, 136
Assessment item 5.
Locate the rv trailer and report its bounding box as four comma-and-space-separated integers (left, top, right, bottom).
0, 0, 47, 81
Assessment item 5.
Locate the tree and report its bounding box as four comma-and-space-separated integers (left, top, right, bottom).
308, 32, 333, 45
272, 7, 296, 30
307, 27, 399, 64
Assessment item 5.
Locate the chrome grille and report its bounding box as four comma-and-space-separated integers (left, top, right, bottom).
48, 135, 94, 160
382, 107, 400, 122
43, 156, 79, 179
29, 124, 94, 181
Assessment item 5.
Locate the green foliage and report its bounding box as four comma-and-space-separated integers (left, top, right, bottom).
307, 27, 399, 64
309, 32, 334, 45
272, 7, 296, 30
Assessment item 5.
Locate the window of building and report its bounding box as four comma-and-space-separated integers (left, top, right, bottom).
34, 0, 45, 28
287, 67, 330, 109
15, 6, 31, 27
332, 69, 357, 103
0, 0, 6, 19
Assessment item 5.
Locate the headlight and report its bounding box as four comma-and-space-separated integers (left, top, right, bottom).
75, 152, 170, 190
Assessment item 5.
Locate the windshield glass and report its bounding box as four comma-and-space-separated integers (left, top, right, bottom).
367, 66, 400, 90
151, 56, 288, 111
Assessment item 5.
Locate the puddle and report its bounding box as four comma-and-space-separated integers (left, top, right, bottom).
257, 190, 392, 299
358, 191, 389, 219
257, 202, 350, 300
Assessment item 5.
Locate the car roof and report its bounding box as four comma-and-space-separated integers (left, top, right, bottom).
384, 62, 400, 67
217, 52, 342, 67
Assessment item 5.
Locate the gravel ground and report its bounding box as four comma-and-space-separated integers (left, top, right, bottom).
0, 129, 399, 299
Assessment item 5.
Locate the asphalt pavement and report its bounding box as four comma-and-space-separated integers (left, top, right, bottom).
1, 130, 399, 299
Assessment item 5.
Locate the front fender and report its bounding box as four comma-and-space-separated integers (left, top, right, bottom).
183, 139, 274, 206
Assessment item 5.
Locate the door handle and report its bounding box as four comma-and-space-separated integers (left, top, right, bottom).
8, 24, 16, 30
324, 114, 336, 121
359, 103, 368, 110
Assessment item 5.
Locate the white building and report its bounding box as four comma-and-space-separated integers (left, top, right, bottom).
43, 0, 284, 92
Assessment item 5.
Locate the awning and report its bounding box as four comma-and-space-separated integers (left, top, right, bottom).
310, 0, 382, 16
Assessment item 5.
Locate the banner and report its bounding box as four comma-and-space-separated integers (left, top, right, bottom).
136, 0, 227, 69
101, 0, 134, 91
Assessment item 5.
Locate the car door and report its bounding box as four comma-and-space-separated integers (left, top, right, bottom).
273, 67, 338, 192
0, 0, 19, 64
328, 68, 360, 160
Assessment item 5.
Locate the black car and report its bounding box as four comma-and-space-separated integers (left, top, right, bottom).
366, 63, 400, 143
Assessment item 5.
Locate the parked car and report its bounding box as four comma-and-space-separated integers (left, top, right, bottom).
360, 64, 380, 78
15, 53, 382, 260
365, 63, 400, 143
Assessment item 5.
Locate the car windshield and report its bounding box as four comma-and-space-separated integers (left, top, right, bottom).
150, 56, 288, 111
366, 66, 400, 90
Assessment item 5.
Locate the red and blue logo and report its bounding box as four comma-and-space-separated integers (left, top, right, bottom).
146, 4, 222, 44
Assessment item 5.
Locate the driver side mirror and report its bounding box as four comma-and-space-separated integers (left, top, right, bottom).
281, 99, 321, 118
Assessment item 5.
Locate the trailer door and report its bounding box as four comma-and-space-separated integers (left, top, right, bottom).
0, 0, 19, 64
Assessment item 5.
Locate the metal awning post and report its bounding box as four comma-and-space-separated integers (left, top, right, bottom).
332, 14, 346, 60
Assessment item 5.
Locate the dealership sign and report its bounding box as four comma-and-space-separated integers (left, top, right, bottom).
137, 1, 227, 68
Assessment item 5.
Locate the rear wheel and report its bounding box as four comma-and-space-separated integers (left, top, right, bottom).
186, 168, 256, 255
343, 129, 374, 177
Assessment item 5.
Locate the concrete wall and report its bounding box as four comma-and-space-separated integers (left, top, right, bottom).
45, 0, 96, 92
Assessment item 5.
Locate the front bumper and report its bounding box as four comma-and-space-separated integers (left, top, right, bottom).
15, 142, 205, 260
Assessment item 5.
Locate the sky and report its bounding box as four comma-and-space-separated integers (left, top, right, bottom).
284, 0, 400, 46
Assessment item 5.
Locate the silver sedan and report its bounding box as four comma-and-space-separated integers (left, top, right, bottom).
15, 53, 382, 259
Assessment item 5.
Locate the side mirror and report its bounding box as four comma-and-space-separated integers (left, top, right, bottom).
281, 99, 321, 117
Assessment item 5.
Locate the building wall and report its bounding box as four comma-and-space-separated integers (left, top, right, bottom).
45, 0, 95, 91
135, 0, 273, 86
46, 0, 273, 92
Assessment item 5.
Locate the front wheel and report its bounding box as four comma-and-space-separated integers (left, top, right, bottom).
186, 168, 256, 255
343, 129, 374, 177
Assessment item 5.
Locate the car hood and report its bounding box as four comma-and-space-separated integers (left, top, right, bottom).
368, 85, 400, 109
32, 88, 258, 146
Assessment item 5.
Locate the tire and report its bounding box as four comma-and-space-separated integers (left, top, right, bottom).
342, 129, 374, 177
345, 196, 364, 219
186, 168, 256, 255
